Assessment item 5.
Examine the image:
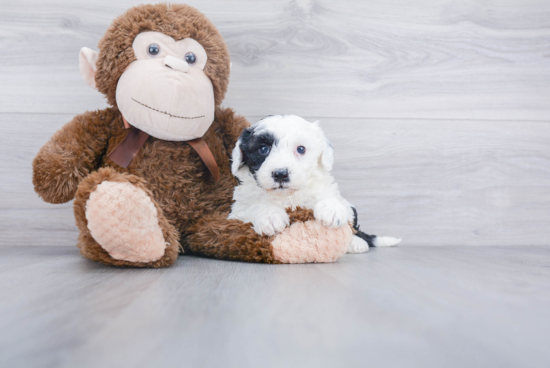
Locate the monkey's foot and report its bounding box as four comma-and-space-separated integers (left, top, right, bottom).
85, 181, 166, 263
271, 221, 352, 263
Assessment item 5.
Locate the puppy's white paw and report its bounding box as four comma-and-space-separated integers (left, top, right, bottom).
347, 235, 369, 254
253, 208, 290, 236
314, 198, 352, 228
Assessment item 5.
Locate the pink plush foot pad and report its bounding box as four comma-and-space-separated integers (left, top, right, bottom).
271, 221, 352, 263
86, 181, 166, 263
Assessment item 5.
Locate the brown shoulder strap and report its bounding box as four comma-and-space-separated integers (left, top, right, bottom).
107, 127, 150, 168
108, 118, 220, 181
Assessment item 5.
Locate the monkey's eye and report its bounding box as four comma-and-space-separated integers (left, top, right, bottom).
185, 52, 197, 65
147, 44, 160, 57
258, 145, 270, 156
297, 146, 306, 154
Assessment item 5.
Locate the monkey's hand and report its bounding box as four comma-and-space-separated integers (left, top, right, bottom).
32, 109, 115, 204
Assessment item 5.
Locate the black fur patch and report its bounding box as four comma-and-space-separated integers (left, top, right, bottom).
352, 207, 376, 247
238, 127, 278, 174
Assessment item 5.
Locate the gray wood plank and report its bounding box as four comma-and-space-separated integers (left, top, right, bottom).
2, 113, 550, 247
321, 117, 550, 247
1, 0, 549, 119
0, 246, 549, 368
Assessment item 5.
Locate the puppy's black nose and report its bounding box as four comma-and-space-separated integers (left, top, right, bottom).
272, 169, 290, 183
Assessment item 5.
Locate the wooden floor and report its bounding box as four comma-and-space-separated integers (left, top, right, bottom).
1, 246, 549, 368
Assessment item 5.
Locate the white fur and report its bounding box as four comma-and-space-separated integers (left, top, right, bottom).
348, 236, 369, 254
373, 236, 402, 247
229, 116, 353, 236
228, 115, 400, 253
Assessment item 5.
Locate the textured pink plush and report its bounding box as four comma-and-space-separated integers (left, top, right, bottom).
85, 181, 166, 263
271, 221, 352, 264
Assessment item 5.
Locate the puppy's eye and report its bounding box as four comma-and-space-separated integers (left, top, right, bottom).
185, 52, 197, 65
297, 146, 306, 154
148, 44, 160, 57
258, 145, 270, 155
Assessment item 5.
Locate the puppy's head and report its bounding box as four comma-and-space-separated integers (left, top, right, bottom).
231, 115, 333, 195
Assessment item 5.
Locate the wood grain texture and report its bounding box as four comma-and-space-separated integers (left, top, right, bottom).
0, 246, 549, 368
321, 117, 550, 247
0, 0, 549, 119
2, 113, 549, 247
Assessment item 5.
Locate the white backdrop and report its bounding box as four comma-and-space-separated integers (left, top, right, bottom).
1, 0, 549, 246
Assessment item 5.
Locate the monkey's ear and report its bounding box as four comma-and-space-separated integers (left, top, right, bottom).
79, 47, 99, 89
320, 140, 334, 172
231, 141, 243, 175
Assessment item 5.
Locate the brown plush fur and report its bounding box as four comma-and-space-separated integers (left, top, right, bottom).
32, 3, 257, 267
287, 207, 316, 223
186, 213, 279, 263
33, 104, 253, 267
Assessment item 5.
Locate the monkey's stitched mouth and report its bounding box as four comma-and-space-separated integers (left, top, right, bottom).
132, 98, 205, 119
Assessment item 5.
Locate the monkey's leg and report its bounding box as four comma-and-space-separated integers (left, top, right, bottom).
185, 208, 351, 264
185, 213, 279, 263
73, 168, 180, 268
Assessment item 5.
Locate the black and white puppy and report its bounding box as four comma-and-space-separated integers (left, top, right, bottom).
229, 115, 400, 253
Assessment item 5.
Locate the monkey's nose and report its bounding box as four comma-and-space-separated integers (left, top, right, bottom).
164, 55, 189, 72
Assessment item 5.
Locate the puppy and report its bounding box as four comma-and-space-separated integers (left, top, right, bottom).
228, 115, 401, 253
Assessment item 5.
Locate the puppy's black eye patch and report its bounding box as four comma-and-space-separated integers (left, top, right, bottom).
240, 130, 278, 174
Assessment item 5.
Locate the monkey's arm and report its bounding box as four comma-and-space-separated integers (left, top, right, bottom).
32, 108, 116, 204
213, 107, 250, 154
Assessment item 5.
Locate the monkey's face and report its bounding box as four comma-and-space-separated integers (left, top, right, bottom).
79, 4, 231, 140
115, 31, 215, 141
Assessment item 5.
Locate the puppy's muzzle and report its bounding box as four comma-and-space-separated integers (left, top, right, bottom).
272, 169, 290, 184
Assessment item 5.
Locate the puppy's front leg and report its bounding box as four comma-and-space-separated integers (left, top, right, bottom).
251, 205, 290, 236
314, 197, 354, 228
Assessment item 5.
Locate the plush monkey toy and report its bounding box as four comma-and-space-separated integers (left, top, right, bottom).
32, 4, 352, 267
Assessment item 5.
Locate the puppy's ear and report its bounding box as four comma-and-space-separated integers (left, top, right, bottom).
231, 142, 243, 175
312, 120, 334, 171
231, 127, 254, 175
320, 140, 334, 171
